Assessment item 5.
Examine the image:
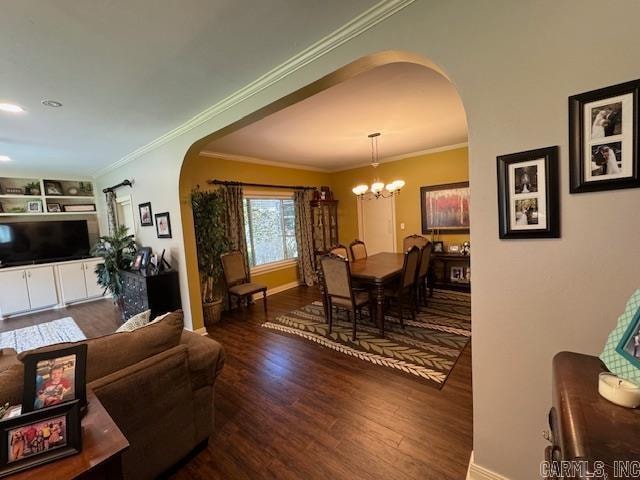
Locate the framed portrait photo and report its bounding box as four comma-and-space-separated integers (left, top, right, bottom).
26, 200, 42, 213
138, 202, 153, 227
46, 203, 61, 213
155, 212, 172, 239
432, 241, 444, 253
497, 146, 560, 239
569, 79, 640, 193
0, 400, 81, 477
420, 182, 470, 234
43, 180, 64, 197
21, 344, 87, 414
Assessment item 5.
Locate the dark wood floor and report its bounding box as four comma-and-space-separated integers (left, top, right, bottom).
173, 286, 473, 480
8, 287, 473, 479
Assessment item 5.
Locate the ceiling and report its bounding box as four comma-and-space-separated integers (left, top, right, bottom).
0, 0, 378, 177
204, 62, 468, 171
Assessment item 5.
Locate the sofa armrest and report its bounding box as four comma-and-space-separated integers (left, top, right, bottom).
0, 350, 22, 405
180, 330, 225, 390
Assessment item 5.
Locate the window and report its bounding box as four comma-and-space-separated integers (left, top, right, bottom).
243, 196, 298, 269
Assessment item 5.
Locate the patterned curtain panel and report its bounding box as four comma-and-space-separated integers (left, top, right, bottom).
105, 191, 118, 235
294, 189, 317, 286
221, 185, 250, 309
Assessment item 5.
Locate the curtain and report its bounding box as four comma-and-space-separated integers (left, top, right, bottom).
105, 191, 118, 236
221, 185, 250, 309
294, 189, 316, 286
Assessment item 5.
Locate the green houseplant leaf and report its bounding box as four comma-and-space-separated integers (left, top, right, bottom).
90, 225, 136, 302
191, 187, 229, 303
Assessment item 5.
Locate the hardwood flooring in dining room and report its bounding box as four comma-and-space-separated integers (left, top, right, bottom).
171, 285, 473, 480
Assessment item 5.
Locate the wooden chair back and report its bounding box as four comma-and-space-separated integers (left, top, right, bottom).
220, 250, 248, 287
418, 241, 433, 278
329, 244, 349, 260
403, 234, 428, 252
401, 245, 421, 289
320, 253, 354, 304
349, 239, 368, 261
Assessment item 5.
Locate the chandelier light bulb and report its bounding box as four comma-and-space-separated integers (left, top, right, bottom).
352, 184, 369, 196
385, 183, 397, 193
392, 180, 405, 190
371, 182, 385, 194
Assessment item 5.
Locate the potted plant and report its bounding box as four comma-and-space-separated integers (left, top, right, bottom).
191, 187, 229, 327
24, 181, 41, 196
90, 225, 136, 319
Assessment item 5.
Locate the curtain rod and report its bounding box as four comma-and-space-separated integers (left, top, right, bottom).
102, 179, 132, 194
208, 179, 317, 190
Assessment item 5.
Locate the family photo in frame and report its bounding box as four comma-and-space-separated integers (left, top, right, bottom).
497, 146, 560, 239
569, 79, 640, 193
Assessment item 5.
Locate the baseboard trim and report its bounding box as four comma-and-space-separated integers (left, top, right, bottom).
193, 327, 208, 336
467, 452, 511, 480
252, 281, 302, 301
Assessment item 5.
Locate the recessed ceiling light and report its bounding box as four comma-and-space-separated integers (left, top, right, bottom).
0, 103, 24, 113
42, 100, 63, 108
0, 155, 11, 162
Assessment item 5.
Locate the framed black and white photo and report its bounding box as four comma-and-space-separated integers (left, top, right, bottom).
26, 200, 42, 213
155, 212, 172, 239
138, 202, 153, 227
43, 181, 64, 196
497, 146, 560, 239
21, 344, 87, 414
46, 203, 61, 213
569, 79, 640, 193
0, 400, 81, 477
432, 241, 444, 253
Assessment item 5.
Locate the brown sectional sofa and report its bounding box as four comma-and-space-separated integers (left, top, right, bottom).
0, 310, 224, 479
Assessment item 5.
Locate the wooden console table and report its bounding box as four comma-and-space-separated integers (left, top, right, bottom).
545, 352, 640, 479
429, 253, 471, 293
11, 390, 129, 480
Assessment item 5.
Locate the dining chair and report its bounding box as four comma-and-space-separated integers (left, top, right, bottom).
349, 239, 367, 261
329, 244, 349, 260
403, 234, 428, 252
319, 253, 369, 341
415, 241, 433, 307
384, 245, 421, 328
220, 250, 267, 312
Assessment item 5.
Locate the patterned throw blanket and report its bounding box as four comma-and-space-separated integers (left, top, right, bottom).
0, 318, 86, 353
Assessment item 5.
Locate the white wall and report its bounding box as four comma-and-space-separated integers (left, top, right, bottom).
94, 1, 640, 478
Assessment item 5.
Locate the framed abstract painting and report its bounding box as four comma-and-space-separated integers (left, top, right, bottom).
420, 182, 470, 234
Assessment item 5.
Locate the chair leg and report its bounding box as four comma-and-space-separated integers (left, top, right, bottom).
328, 298, 333, 334
352, 309, 357, 341
263, 289, 267, 312
411, 291, 416, 321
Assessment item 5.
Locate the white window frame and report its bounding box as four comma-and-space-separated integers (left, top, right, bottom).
243, 189, 298, 275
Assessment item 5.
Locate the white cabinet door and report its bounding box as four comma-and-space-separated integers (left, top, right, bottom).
0, 270, 31, 316
25, 266, 58, 310
83, 260, 104, 298
58, 263, 88, 303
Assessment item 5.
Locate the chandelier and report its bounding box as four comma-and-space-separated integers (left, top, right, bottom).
352, 133, 405, 199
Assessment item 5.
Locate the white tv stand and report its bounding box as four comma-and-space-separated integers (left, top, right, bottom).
0, 257, 106, 320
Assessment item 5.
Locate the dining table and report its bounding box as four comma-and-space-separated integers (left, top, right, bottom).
349, 252, 405, 335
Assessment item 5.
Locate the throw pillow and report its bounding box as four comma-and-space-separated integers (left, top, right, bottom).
116, 309, 151, 333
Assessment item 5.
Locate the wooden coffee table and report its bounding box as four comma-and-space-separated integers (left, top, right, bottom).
11, 389, 129, 480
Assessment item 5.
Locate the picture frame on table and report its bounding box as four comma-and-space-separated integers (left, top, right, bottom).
46, 203, 61, 213
0, 400, 81, 477
138, 202, 153, 227
138, 247, 152, 274
155, 212, 172, 239
420, 182, 470, 234
21, 344, 88, 414
432, 241, 444, 253
450, 266, 465, 282
43, 181, 64, 196
569, 79, 640, 193
497, 146, 560, 239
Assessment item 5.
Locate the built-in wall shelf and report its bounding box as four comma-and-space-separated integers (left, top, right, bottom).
0, 176, 96, 216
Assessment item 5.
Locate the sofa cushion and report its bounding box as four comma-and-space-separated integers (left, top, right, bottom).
0, 350, 24, 405
19, 310, 185, 383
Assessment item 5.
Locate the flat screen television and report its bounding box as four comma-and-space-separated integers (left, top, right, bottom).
0, 220, 91, 267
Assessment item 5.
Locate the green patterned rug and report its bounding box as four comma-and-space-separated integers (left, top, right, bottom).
261, 290, 471, 388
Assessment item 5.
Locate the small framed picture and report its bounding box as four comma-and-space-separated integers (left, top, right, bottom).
615, 302, 640, 369
26, 201, 42, 213
134, 247, 152, 274
43, 181, 64, 196
21, 344, 87, 414
432, 241, 444, 253
601, 290, 640, 385
155, 212, 172, 239
497, 146, 560, 239
47, 203, 61, 213
62, 204, 96, 213
138, 202, 153, 227
447, 245, 460, 253
569, 79, 640, 193
0, 400, 81, 476
450, 266, 464, 282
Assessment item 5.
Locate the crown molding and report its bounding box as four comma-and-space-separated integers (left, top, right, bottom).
329, 142, 469, 172
92, 0, 416, 179
200, 151, 331, 173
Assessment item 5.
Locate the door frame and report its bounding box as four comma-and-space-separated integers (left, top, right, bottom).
356, 195, 397, 253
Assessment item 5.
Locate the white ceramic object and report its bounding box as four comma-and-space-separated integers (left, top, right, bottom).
598, 372, 640, 408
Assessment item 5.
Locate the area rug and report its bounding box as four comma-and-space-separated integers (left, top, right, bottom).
0, 318, 86, 353
262, 289, 471, 388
